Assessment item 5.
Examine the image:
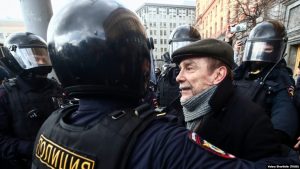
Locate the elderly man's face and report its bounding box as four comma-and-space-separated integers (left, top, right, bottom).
176, 57, 216, 102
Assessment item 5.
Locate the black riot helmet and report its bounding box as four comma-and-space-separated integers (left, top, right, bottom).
168, 25, 201, 56
243, 20, 288, 63
1, 32, 52, 76
47, 0, 151, 100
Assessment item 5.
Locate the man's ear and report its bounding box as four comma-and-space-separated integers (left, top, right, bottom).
212, 66, 227, 85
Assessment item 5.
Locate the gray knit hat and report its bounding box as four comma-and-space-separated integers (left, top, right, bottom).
171, 38, 234, 69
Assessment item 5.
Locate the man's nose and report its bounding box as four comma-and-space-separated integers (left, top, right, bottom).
176, 70, 184, 83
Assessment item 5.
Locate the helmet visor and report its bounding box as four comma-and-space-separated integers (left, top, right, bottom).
243, 41, 284, 63
14, 47, 52, 70
169, 41, 193, 56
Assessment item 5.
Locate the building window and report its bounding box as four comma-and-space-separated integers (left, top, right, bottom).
215, 7, 217, 16
154, 39, 157, 44
221, 17, 223, 31
160, 39, 163, 44
215, 22, 217, 34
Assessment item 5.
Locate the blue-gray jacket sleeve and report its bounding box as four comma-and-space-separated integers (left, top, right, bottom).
127, 120, 300, 169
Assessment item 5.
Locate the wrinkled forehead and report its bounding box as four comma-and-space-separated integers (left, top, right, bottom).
178, 56, 209, 66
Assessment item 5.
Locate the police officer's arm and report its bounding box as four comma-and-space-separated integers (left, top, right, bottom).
270, 70, 299, 145
128, 121, 300, 168
128, 121, 251, 168
0, 88, 33, 160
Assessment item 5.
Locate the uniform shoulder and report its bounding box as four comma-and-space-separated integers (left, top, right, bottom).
268, 66, 295, 89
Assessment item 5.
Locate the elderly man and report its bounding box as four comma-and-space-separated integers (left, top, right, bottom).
171, 38, 289, 160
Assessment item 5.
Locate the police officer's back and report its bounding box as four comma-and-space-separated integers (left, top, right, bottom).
0, 32, 62, 169
31, 1, 300, 168
233, 20, 298, 146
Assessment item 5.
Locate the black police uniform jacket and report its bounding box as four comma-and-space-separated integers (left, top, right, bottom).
157, 65, 180, 107
0, 76, 62, 169
31, 98, 300, 169
234, 61, 298, 145
193, 77, 283, 161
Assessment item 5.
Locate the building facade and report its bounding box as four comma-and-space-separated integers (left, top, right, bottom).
195, 0, 232, 39
196, 0, 300, 72
136, 3, 196, 68
283, 0, 300, 74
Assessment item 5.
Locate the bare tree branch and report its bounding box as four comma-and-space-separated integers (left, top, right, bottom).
229, 0, 283, 29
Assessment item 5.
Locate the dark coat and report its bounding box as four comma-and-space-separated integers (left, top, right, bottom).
234, 61, 298, 145
194, 77, 283, 161
0, 76, 62, 169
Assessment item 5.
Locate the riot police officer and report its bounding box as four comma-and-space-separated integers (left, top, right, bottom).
0, 32, 62, 169
31, 1, 299, 168
234, 20, 298, 146
158, 25, 201, 107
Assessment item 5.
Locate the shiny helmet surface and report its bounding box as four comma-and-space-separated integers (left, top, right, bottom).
47, 0, 151, 99
168, 25, 201, 56
243, 21, 287, 63
1, 32, 52, 76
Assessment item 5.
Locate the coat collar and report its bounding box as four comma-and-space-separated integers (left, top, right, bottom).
209, 77, 234, 114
